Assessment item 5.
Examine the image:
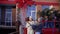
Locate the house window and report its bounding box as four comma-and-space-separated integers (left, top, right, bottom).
0, 8, 1, 25
42, 5, 49, 10
5, 8, 12, 26
27, 5, 36, 20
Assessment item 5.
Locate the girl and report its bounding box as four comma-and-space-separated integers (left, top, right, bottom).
26, 16, 34, 34
35, 18, 43, 34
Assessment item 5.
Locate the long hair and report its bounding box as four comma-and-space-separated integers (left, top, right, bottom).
25, 17, 29, 21
25, 17, 33, 21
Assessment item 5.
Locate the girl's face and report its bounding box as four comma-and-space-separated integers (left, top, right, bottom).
37, 19, 40, 22
29, 18, 32, 21
45, 16, 48, 18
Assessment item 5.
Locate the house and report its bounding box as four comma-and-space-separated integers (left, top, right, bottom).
0, 0, 60, 34
0, 0, 19, 34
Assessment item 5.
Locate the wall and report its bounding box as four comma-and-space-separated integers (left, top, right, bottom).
33, 0, 60, 11
12, 8, 16, 26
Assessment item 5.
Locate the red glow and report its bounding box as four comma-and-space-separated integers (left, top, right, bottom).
0, 0, 60, 8
16, 0, 60, 8
0, 1, 16, 4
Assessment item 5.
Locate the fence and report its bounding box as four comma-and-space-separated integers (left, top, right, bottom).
23, 20, 60, 34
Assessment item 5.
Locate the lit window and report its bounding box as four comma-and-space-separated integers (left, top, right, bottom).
5, 8, 12, 26
27, 5, 36, 20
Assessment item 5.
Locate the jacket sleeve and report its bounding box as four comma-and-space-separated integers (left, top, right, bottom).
26, 23, 30, 28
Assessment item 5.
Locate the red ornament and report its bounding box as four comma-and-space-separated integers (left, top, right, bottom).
26, 1, 34, 6
16, 0, 34, 8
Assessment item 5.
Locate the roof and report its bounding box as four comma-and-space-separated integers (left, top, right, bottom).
0, 1, 16, 5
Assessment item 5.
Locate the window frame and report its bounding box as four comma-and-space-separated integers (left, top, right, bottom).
5, 8, 12, 26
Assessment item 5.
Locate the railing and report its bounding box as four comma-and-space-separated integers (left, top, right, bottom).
0, 22, 18, 29
0, 22, 19, 34
9, 31, 19, 34
23, 20, 60, 34
0, 22, 16, 26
